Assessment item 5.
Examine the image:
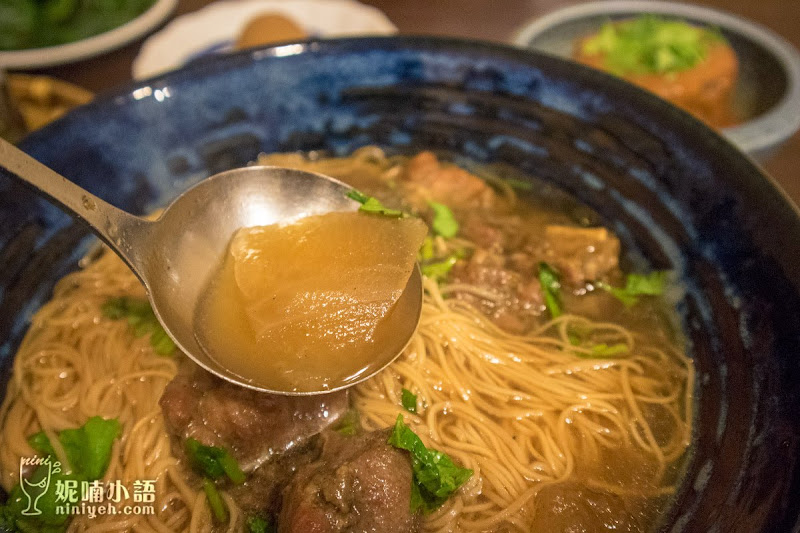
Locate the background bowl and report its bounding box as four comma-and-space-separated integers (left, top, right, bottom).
0, 0, 178, 69
512, 0, 800, 160
1, 37, 799, 531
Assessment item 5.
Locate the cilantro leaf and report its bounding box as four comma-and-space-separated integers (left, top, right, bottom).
346, 189, 404, 218
360, 197, 404, 217
538, 263, 562, 319
0, 466, 78, 532
28, 416, 120, 481
5, 417, 121, 532
582, 343, 630, 358
185, 438, 245, 484
102, 296, 176, 355
345, 189, 369, 204
428, 202, 459, 238
421, 255, 459, 283
503, 178, 533, 191
59, 417, 120, 480
582, 15, 723, 76
567, 330, 582, 346
591, 343, 629, 357
564, 327, 629, 359
28, 431, 57, 460
247, 516, 276, 533
599, 271, 668, 308
622, 271, 668, 295
401, 388, 418, 413
333, 409, 361, 436
418, 236, 435, 261
387, 415, 472, 514
203, 479, 228, 523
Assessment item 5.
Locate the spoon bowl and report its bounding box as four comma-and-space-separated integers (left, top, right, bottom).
0, 139, 423, 394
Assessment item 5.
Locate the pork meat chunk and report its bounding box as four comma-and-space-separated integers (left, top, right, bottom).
543, 225, 621, 286
160, 362, 348, 471
279, 430, 419, 533
401, 151, 495, 209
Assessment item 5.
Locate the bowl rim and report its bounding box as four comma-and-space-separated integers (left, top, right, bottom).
26, 33, 800, 278
511, 0, 800, 156
13, 34, 800, 530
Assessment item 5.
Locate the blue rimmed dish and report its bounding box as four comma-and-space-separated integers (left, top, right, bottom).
0, 36, 799, 531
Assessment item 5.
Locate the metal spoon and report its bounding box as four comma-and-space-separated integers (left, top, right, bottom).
0, 138, 422, 394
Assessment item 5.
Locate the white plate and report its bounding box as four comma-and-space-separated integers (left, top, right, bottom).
0, 0, 178, 70
132, 0, 397, 80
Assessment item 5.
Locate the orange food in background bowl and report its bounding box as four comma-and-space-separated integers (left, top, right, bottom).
573, 16, 739, 128
235, 13, 307, 50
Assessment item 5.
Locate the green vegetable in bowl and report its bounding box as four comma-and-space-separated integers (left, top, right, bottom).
247, 515, 276, 533
102, 296, 177, 356
538, 262, 562, 318
401, 388, 418, 413
597, 271, 669, 308
0, 417, 121, 533
0, 0, 158, 51
203, 479, 228, 523
28, 416, 121, 481
429, 201, 459, 238
388, 414, 473, 514
346, 189, 406, 218
185, 438, 246, 484
581, 15, 724, 76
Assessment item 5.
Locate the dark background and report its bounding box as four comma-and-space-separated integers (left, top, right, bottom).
32, 0, 800, 204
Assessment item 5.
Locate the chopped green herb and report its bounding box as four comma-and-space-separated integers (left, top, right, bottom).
346, 189, 405, 218
0, 465, 78, 532
185, 438, 245, 484
102, 296, 176, 355
333, 409, 361, 436
538, 263, 562, 319
1, 417, 121, 532
504, 178, 533, 191
418, 236, 435, 261
567, 330, 582, 346
582, 15, 723, 76
345, 189, 369, 203
28, 431, 57, 460
587, 343, 630, 358
401, 388, 418, 413
0, 0, 157, 52
203, 479, 228, 523
387, 414, 473, 514
247, 515, 276, 533
361, 197, 404, 217
428, 202, 459, 238
623, 271, 668, 295
598, 271, 668, 308
29, 416, 120, 480
564, 327, 629, 359
421, 255, 459, 282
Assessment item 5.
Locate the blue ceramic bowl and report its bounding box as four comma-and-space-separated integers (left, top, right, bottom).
1, 37, 799, 531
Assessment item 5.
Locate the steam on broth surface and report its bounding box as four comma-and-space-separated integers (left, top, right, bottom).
0, 147, 693, 533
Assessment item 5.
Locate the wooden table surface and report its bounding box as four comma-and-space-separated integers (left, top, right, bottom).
33, 0, 800, 205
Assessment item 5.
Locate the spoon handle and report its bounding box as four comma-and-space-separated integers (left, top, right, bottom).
0, 138, 152, 279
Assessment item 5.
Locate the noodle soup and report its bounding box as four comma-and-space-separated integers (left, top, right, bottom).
0, 148, 693, 532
